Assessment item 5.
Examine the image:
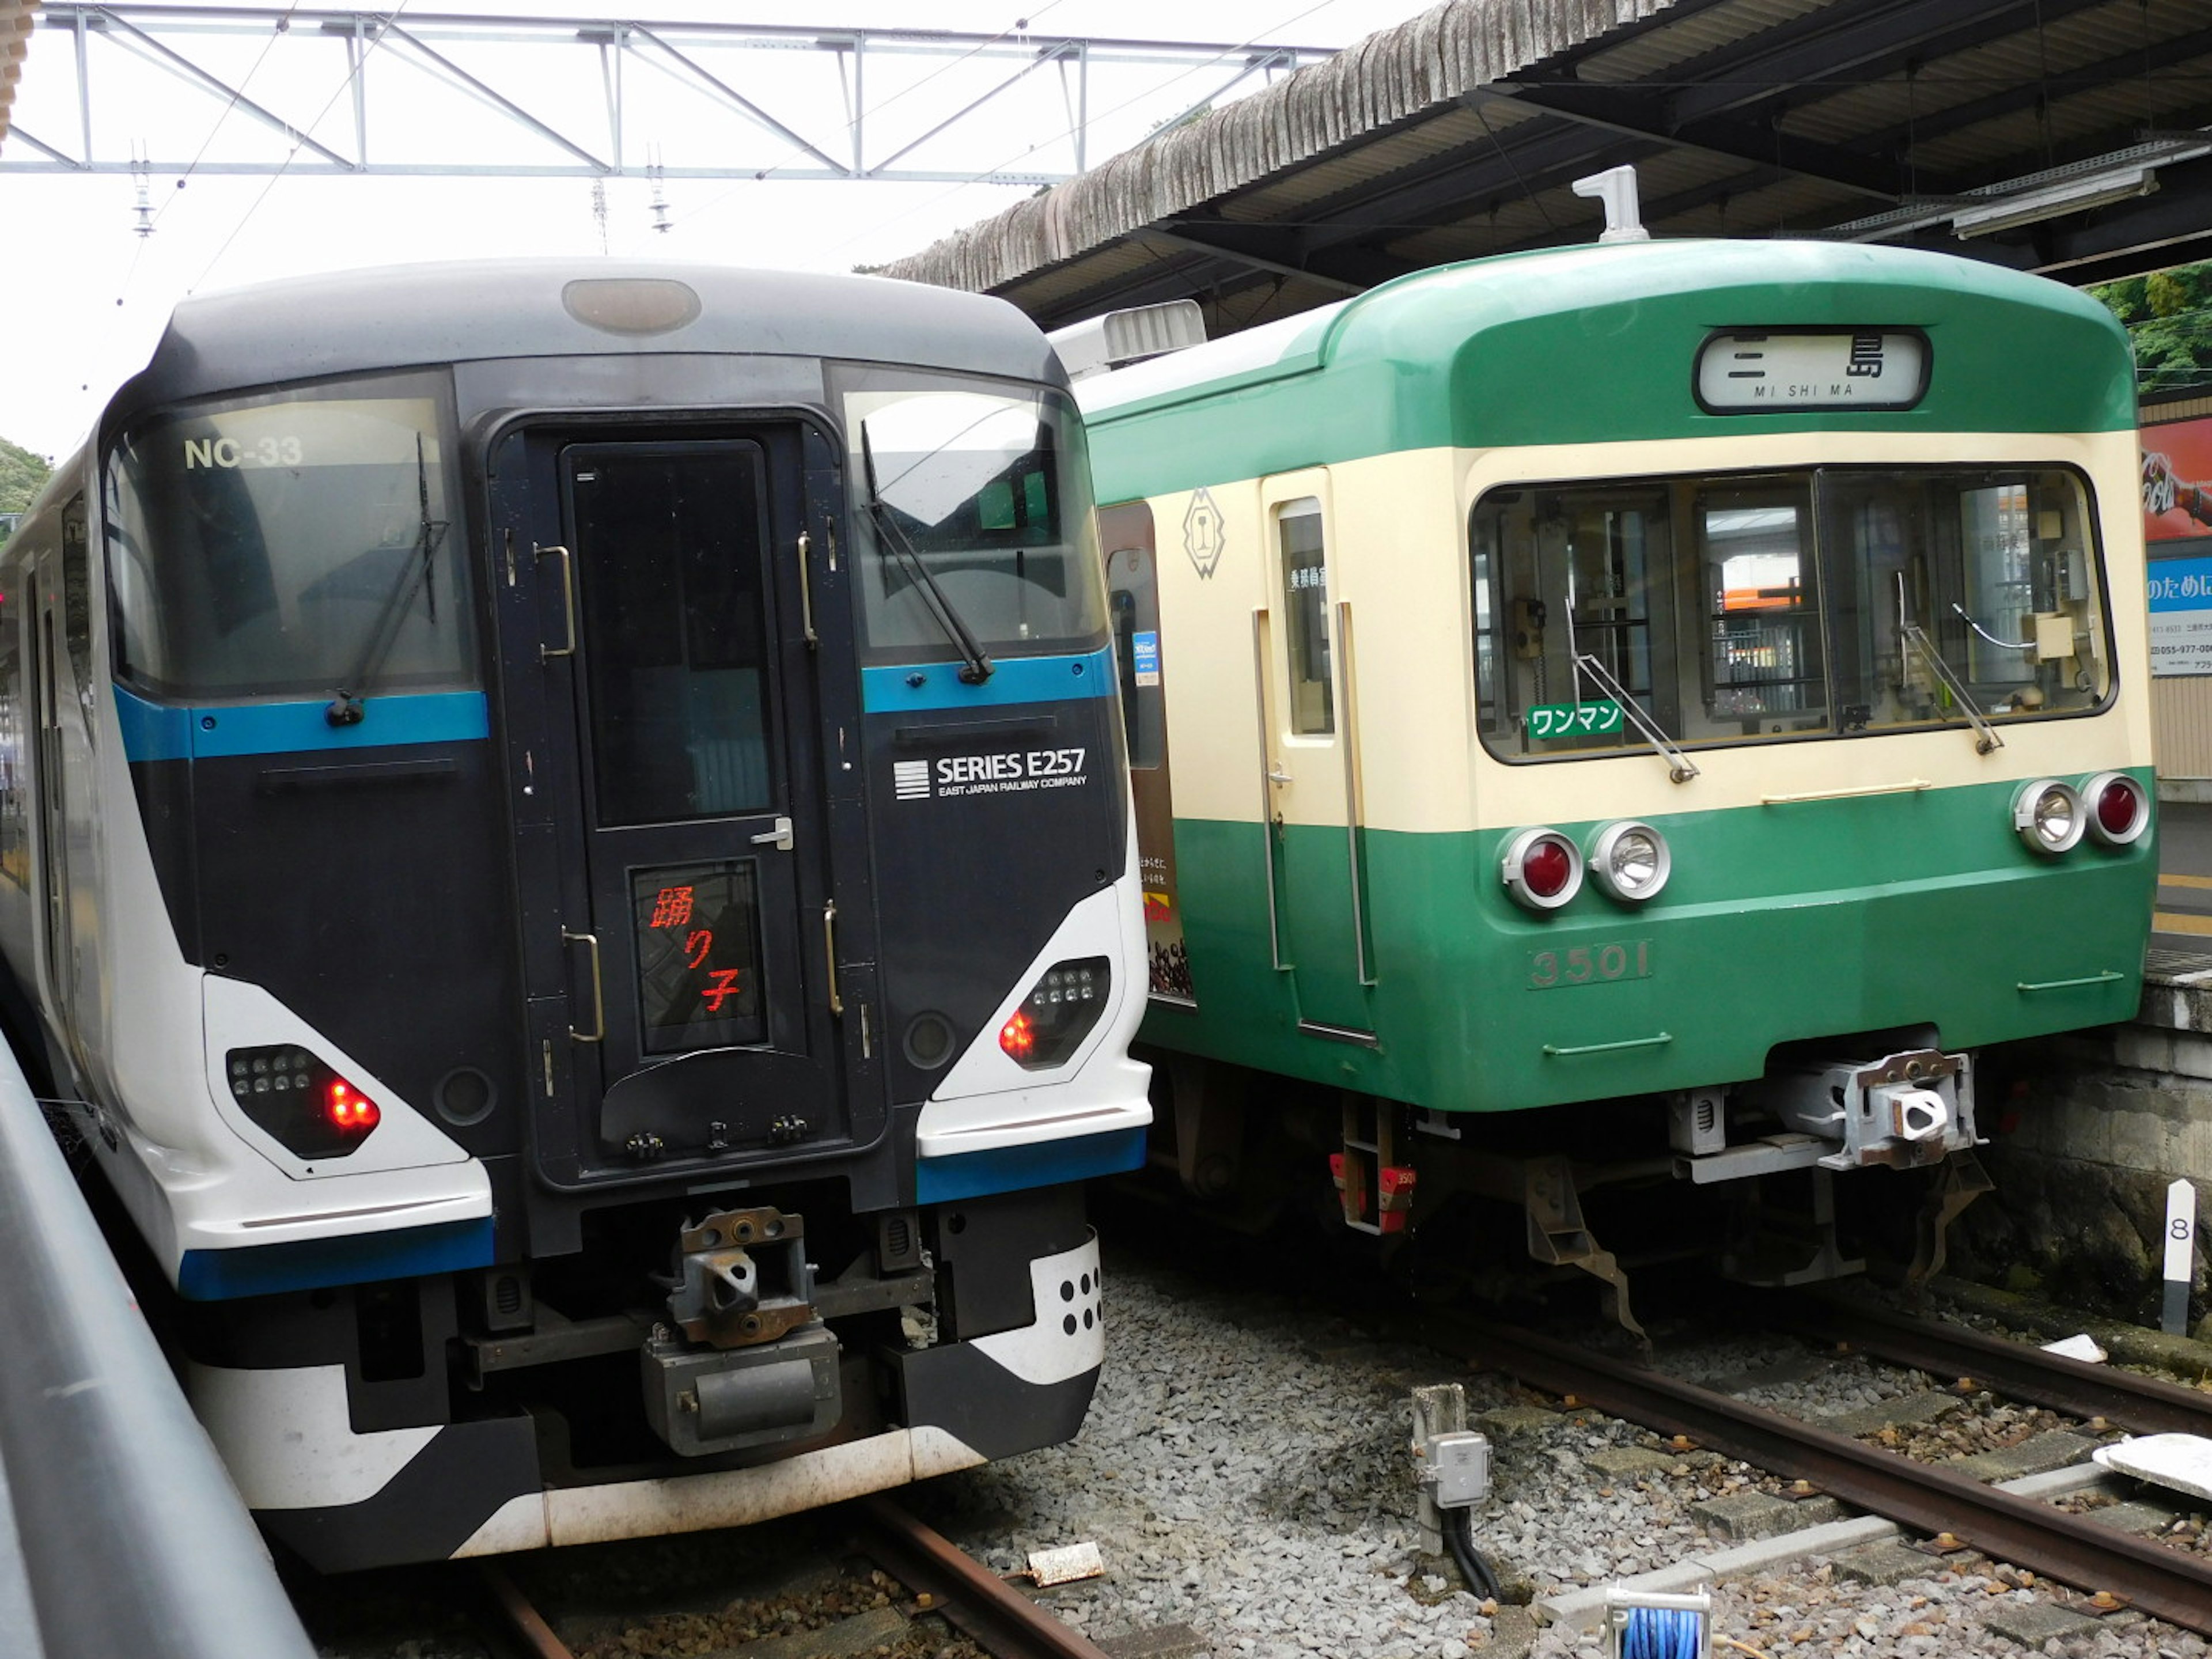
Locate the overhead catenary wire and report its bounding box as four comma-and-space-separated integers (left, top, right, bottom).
627, 0, 1072, 251
187, 0, 416, 293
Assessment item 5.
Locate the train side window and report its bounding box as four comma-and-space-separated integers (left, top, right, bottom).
1277, 498, 1333, 736
1105, 528, 1165, 771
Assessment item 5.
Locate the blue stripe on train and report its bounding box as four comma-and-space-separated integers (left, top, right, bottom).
915, 1125, 1146, 1203
861, 646, 1116, 715
115, 684, 490, 762
177, 1216, 495, 1301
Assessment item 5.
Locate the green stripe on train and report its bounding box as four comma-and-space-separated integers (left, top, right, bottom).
1139, 770, 2156, 1113
1085, 242, 2134, 505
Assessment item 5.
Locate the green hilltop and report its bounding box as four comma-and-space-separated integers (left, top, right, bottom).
1, 436, 52, 525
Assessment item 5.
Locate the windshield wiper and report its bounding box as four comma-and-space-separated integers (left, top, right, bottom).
859, 425, 994, 685
1573, 651, 1699, 783
1896, 575, 2002, 755
327, 433, 450, 726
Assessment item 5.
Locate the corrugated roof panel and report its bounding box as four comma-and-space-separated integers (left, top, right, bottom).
1576, 0, 1831, 82
1226, 101, 1542, 220
884, 0, 1690, 294
1784, 0, 2202, 155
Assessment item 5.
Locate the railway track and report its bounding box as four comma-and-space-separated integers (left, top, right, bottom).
1779, 1293, 2212, 1438
1422, 1309, 2212, 1638
479, 1495, 1112, 1659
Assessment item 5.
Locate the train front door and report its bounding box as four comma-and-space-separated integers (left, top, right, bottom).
491, 427, 869, 1184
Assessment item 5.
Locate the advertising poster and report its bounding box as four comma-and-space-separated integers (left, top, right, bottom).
2142, 412, 2212, 677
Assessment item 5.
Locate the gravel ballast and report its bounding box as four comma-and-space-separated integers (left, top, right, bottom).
907, 1245, 2212, 1659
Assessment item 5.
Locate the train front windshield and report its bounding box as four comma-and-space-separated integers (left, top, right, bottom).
838, 368, 1105, 665
104, 373, 472, 703
1471, 465, 2112, 759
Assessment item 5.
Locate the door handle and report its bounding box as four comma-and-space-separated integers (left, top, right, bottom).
1267, 764, 1292, 786
821, 902, 844, 1017
796, 531, 819, 648
536, 543, 578, 661
560, 929, 605, 1043
751, 815, 794, 851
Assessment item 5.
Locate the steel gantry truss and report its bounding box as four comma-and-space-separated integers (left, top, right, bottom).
0, 4, 1332, 181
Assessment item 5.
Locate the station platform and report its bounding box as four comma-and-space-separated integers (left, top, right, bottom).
2152, 799, 2212, 952
1979, 800, 2212, 1334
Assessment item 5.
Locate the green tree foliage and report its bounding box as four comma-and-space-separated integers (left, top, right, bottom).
0, 436, 52, 549
2092, 259, 2212, 399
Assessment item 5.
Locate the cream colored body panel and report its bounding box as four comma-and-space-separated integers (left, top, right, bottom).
1138, 429, 2151, 834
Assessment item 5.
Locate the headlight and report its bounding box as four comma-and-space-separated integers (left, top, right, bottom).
2080, 771, 2149, 847
2012, 778, 2084, 855
1588, 820, 1671, 902
1501, 827, 1582, 911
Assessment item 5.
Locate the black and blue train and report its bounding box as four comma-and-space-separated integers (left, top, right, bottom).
0, 261, 1150, 1569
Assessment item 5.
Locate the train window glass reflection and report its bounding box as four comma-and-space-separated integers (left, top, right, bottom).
1278, 499, 1333, 736
837, 368, 1106, 665
567, 444, 775, 828
1694, 482, 1825, 740
1471, 484, 1672, 756
105, 374, 471, 702
1819, 469, 2107, 732
1470, 465, 2109, 762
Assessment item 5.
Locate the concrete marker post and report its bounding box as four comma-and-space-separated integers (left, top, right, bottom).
2164, 1178, 2197, 1337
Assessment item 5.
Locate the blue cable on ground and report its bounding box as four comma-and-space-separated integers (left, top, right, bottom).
1619, 1604, 1703, 1659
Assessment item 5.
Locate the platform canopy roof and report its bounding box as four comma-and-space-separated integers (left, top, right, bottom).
882, 0, 2212, 335
0, 0, 34, 152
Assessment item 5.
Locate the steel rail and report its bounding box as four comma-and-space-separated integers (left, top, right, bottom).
1424, 1313, 2212, 1638
853, 1494, 1115, 1659
1782, 1295, 2212, 1439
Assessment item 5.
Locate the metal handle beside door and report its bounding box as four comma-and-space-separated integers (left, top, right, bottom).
821, 902, 844, 1017
796, 531, 819, 648
536, 544, 578, 661
561, 929, 605, 1043
751, 815, 794, 851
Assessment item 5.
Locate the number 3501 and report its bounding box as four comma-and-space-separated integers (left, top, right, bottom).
1529, 940, 1651, 990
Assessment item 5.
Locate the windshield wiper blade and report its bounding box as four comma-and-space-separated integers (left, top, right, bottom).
327, 433, 449, 726
859, 426, 994, 685
1896, 577, 2002, 755
1573, 651, 1698, 783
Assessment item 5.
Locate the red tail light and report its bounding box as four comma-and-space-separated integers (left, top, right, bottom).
225, 1044, 383, 1157
1500, 827, 1584, 911
2081, 772, 2149, 846
1523, 839, 1573, 898
326, 1080, 381, 1132
999, 1009, 1037, 1060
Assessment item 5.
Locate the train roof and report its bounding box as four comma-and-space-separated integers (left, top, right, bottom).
1076, 240, 2135, 500
108, 259, 1063, 427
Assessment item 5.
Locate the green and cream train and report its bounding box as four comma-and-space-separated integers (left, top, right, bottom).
1076, 238, 2154, 1325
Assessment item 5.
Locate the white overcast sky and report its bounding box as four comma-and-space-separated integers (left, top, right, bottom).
0, 0, 1431, 461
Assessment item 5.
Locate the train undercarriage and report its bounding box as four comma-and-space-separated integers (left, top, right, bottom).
1141, 1029, 1995, 1345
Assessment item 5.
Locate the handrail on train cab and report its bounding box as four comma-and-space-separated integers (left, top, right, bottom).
0, 1043, 317, 1659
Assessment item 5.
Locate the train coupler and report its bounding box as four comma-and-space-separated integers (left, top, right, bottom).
1724, 1048, 1980, 1173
